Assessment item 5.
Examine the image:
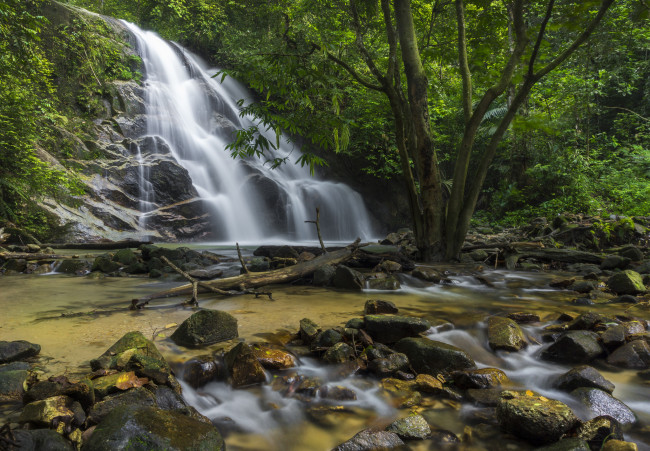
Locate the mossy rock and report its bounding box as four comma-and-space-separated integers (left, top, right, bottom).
113, 248, 138, 265
487, 316, 527, 352
90, 331, 166, 372
607, 270, 646, 295
393, 337, 475, 376
81, 405, 224, 450
170, 310, 238, 347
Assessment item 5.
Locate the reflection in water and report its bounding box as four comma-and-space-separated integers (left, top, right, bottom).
1, 260, 649, 449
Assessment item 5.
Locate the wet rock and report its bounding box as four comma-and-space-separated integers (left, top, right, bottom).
0, 367, 30, 400
0, 340, 41, 364
569, 281, 597, 293
606, 340, 650, 369
536, 437, 590, 451
319, 385, 357, 401
187, 267, 223, 279
170, 309, 238, 347
181, 356, 225, 389
364, 315, 431, 344
367, 353, 409, 377
333, 265, 365, 290
253, 245, 299, 259
113, 248, 137, 266
566, 312, 608, 331
313, 264, 335, 286
428, 429, 461, 447
601, 325, 626, 352
87, 387, 156, 425
507, 312, 541, 324
364, 300, 398, 314
251, 343, 296, 370
379, 260, 402, 273
413, 374, 443, 393
92, 255, 121, 273
386, 413, 430, 440
323, 343, 355, 364
487, 316, 527, 352
246, 257, 269, 272
312, 329, 343, 350
393, 337, 476, 376
555, 365, 615, 394
541, 331, 604, 364
576, 416, 624, 450
57, 259, 91, 274
19, 395, 82, 430
345, 318, 365, 329
366, 276, 401, 290
299, 318, 320, 343
601, 255, 631, 270
224, 343, 266, 388
24, 377, 94, 408
454, 368, 511, 389
93, 371, 149, 399
411, 267, 442, 283
496, 390, 578, 444
607, 270, 646, 295
619, 246, 644, 262
602, 440, 639, 451
4, 258, 27, 272
623, 320, 646, 335
81, 405, 224, 450
11, 428, 75, 451
466, 388, 504, 406
332, 428, 404, 450
571, 388, 636, 428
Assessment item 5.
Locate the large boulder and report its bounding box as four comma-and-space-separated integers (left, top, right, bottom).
333, 265, 365, 290
541, 331, 604, 364
571, 388, 637, 428
496, 391, 578, 444
555, 365, 615, 394
607, 270, 646, 295
81, 405, 224, 450
606, 340, 650, 369
364, 315, 431, 343
0, 340, 41, 364
170, 310, 238, 347
224, 342, 266, 388
487, 316, 527, 352
393, 337, 476, 376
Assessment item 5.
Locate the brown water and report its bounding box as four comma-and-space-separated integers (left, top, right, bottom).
1, 261, 649, 450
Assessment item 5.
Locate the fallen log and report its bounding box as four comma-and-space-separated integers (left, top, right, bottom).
503, 248, 604, 269
0, 252, 74, 261
39, 240, 152, 250
135, 239, 362, 304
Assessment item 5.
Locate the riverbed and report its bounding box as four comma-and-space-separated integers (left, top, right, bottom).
1, 245, 649, 450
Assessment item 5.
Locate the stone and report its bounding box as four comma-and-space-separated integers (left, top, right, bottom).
411, 267, 442, 283
379, 260, 403, 273
19, 395, 80, 429
81, 405, 224, 450
555, 365, 615, 394
332, 429, 404, 450
368, 353, 409, 376
576, 416, 624, 450
601, 325, 627, 352
569, 281, 597, 293
299, 318, 320, 343
250, 343, 296, 370
246, 257, 269, 272
24, 377, 94, 409
57, 259, 91, 274
607, 270, 646, 295
319, 385, 357, 401
571, 388, 636, 428
170, 310, 238, 347
466, 388, 504, 407
0, 368, 30, 400
92, 255, 121, 273
187, 267, 223, 279
11, 429, 75, 451
566, 312, 608, 331
364, 299, 398, 314
313, 264, 335, 286
366, 276, 401, 290
601, 255, 631, 270
312, 329, 343, 350
345, 318, 365, 329
323, 343, 355, 364
113, 248, 138, 265
333, 265, 365, 290
454, 368, 511, 389
619, 246, 644, 262
224, 343, 266, 388
364, 315, 431, 343
496, 390, 578, 444
181, 356, 225, 389
393, 337, 476, 376
541, 331, 604, 364
87, 387, 157, 425
602, 440, 639, 451
487, 316, 527, 352
386, 414, 431, 440
606, 340, 650, 369
413, 374, 443, 393
0, 340, 40, 363
428, 429, 461, 447
507, 312, 541, 323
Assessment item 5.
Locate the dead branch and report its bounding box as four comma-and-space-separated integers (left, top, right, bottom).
305, 207, 327, 253
236, 242, 251, 275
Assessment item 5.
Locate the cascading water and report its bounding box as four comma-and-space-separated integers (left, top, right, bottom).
122, 22, 375, 243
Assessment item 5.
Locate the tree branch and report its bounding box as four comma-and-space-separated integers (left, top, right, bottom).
527, 0, 556, 77
456, 0, 472, 124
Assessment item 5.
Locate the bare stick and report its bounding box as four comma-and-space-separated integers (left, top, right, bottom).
305, 207, 327, 253
236, 242, 251, 275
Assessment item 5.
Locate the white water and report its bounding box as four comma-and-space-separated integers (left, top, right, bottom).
122, 23, 375, 242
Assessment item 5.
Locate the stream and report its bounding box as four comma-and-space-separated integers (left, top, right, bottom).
1, 244, 649, 450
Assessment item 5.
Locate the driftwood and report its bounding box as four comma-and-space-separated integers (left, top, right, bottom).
134, 238, 362, 305
0, 253, 71, 261
40, 240, 152, 250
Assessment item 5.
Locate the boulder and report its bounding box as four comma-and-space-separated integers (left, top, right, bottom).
569, 281, 597, 293
601, 255, 631, 270
311, 329, 343, 350
0, 340, 40, 364
332, 428, 404, 450
181, 356, 226, 389
487, 316, 527, 352
393, 337, 476, 376
386, 414, 431, 440
87, 387, 157, 425
571, 388, 636, 427
250, 343, 296, 370
566, 312, 608, 331
0, 367, 30, 400
113, 248, 138, 266
541, 331, 603, 364
24, 377, 94, 408
11, 429, 75, 451
57, 259, 91, 274
496, 391, 578, 444
333, 265, 365, 290
323, 343, 355, 364
607, 270, 646, 295
312, 264, 335, 286
367, 353, 410, 377
299, 318, 320, 343
366, 276, 401, 290
411, 267, 442, 283
454, 368, 511, 390
555, 365, 615, 394
92, 255, 121, 273
606, 340, 650, 369
575, 416, 624, 450
19, 395, 83, 430
224, 343, 266, 388
170, 310, 238, 347
81, 405, 224, 450
601, 325, 627, 352
619, 246, 644, 262
364, 315, 431, 343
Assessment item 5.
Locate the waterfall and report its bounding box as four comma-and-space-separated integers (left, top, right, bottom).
122, 22, 376, 243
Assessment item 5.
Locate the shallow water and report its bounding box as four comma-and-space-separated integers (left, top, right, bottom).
1, 251, 649, 450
